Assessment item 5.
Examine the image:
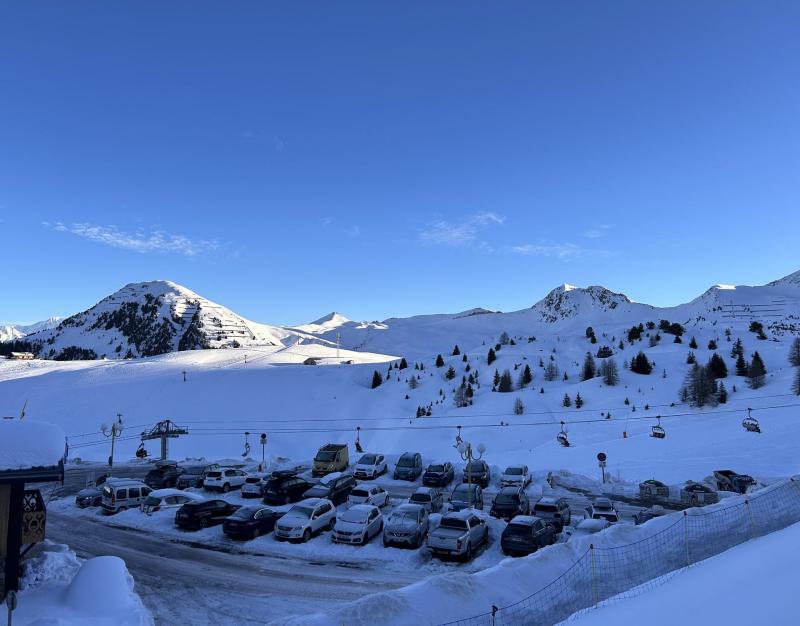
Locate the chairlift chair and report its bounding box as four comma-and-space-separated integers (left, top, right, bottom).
650, 416, 666, 439
355, 426, 364, 454
135, 440, 148, 459
742, 408, 761, 433
557, 421, 571, 447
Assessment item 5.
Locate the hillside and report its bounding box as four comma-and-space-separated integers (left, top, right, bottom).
0, 317, 62, 343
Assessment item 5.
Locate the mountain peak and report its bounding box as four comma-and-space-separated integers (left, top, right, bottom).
532, 284, 635, 322
767, 269, 800, 288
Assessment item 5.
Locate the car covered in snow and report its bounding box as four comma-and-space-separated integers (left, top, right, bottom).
490, 486, 531, 521
347, 484, 389, 508
203, 468, 249, 493
449, 483, 484, 512
262, 472, 313, 505
462, 459, 491, 488
383, 503, 429, 548
175, 499, 240, 530
408, 486, 444, 513
393, 452, 423, 481
332, 504, 383, 545
222, 505, 284, 540
500, 515, 556, 556
175, 463, 221, 490
427, 510, 489, 561
681, 482, 720, 506
140, 488, 204, 514
353, 453, 387, 480
639, 479, 670, 500
565, 518, 611, 541
500, 465, 532, 488
585, 497, 620, 524
634, 504, 668, 525
274, 498, 336, 543
303, 472, 356, 505
422, 462, 455, 487
532, 496, 571, 533
240, 475, 267, 498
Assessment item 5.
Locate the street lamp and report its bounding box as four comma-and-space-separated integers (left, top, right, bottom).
101, 413, 124, 476
454, 426, 486, 509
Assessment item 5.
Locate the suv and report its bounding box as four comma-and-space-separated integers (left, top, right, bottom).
532, 497, 571, 533
303, 472, 356, 505
490, 486, 531, 521
241, 476, 266, 499
313, 443, 349, 477
175, 499, 240, 530
353, 453, 387, 480
262, 474, 313, 505
144, 461, 184, 489
274, 498, 336, 542
500, 465, 531, 488
462, 460, 491, 488
422, 462, 455, 487
176, 463, 221, 490
409, 487, 444, 513
348, 485, 389, 508
586, 497, 620, 524
383, 503, 429, 548
427, 510, 489, 561
449, 483, 483, 512
101, 480, 152, 515
501, 515, 556, 557
204, 468, 249, 493
681, 482, 720, 506
393, 452, 423, 481
332, 504, 384, 545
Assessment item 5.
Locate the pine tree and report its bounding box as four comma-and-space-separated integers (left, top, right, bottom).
499, 331, 510, 345
707, 353, 728, 379
453, 384, 469, 408
562, 393, 572, 407
518, 364, 533, 388
399, 357, 408, 370
736, 353, 748, 377
498, 369, 514, 392
681, 363, 717, 407
445, 366, 456, 380
747, 352, 767, 389
452, 345, 461, 356
689, 336, 698, 349
493, 369, 501, 386
596, 345, 613, 358
487, 348, 496, 365
686, 351, 696, 364
563, 371, 569, 381
731, 338, 744, 360
792, 367, 800, 396
544, 362, 559, 382
708, 339, 718, 350
630, 351, 653, 375
574, 392, 584, 408
674, 335, 682, 344
718, 382, 728, 404
513, 397, 525, 415
371, 370, 383, 389
789, 337, 800, 367
600, 358, 620, 386
581, 352, 597, 381
435, 354, 445, 367
462, 354, 468, 363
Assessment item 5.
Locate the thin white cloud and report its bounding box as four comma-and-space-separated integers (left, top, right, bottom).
45, 222, 220, 257
583, 224, 612, 239
510, 241, 613, 261
342, 225, 361, 238
418, 212, 505, 249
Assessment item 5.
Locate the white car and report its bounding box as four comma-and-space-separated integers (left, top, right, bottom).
241, 476, 266, 498
332, 504, 383, 545
140, 488, 205, 514
565, 518, 611, 541
353, 453, 388, 480
203, 468, 249, 493
348, 485, 389, 508
585, 497, 620, 524
274, 498, 336, 542
500, 465, 532, 488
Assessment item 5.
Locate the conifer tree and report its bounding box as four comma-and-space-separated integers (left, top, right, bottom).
574, 392, 584, 408
747, 352, 767, 389
731, 338, 744, 360
707, 353, 728, 379
487, 348, 496, 365
689, 336, 698, 349
435, 354, 445, 367
718, 382, 728, 404
371, 370, 383, 389
562, 393, 572, 407
581, 352, 597, 381
408, 376, 419, 390
792, 367, 800, 396
735, 353, 748, 377
513, 397, 525, 415
518, 364, 533, 388
563, 371, 569, 381
708, 339, 718, 350
600, 358, 620, 386
399, 357, 408, 370
687, 351, 696, 364
445, 366, 456, 380
452, 345, 461, 356
630, 351, 653, 375
789, 337, 800, 367
493, 369, 501, 387
498, 369, 514, 392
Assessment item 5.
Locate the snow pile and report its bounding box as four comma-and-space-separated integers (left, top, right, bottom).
15, 543, 152, 626
0, 419, 65, 470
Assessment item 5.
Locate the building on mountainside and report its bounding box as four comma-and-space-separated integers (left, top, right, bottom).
8, 352, 34, 360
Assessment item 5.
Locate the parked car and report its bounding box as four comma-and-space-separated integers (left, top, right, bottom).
639, 479, 670, 500
175, 463, 221, 490
634, 505, 668, 525
393, 452, 423, 481
490, 486, 531, 521
303, 472, 356, 505
222, 505, 284, 540
586, 497, 620, 523
262, 473, 314, 505
462, 460, 491, 488
144, 461, 184, 489
141, 488, 204, 514
204, 468, 249, 493
532, 497, 572, 533
383, 503, 429, 548
241, 476, 267, 499
353, 453, 387, 480
501, 515, 556, 556
427, 510, 489, 561
681, 482, 720, 506
348, 484, 389, 508
422, 462, 455, 487
101, 480, 152, 515
713, 470, 756, 495
409, 487, 444, 513
500, 465, 532, 488
313, 443, 349, 477
565, 518, 610, 541
175, 499, 240, 530
75, 486, 103, 508
274, 498, 336, 542
449, 483, 484, 511
332, 504, 383, 545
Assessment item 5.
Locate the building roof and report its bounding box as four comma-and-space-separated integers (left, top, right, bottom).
0, 419, 66, 474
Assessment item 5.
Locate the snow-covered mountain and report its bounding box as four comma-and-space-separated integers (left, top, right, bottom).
0, 317, 63, 343
530, 284, 651, 323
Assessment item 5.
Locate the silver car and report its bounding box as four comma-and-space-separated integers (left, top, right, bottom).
332, 504, 383, 545
274, 498, 336, 542
408, 486, 443, 513
383, 503, 429, 548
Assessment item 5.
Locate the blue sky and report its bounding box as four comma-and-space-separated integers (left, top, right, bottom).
2, 2, 799, 325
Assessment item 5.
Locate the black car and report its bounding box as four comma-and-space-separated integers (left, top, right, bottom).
490, 486, 531, 521
422, 462, 455, 487
145, 464, 184, 489
303, 473, 356, 505
532, 497, 572, 533
175, 500, 240, 530
462, 460, 491, 488
262, 475, 314, 505
176, 464, 221, 490
500, 516, 556, 557
222, 506, 284, 540
75, 486, 103, 508
393, 452, 423, 481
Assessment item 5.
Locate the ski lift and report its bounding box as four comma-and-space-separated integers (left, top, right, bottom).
455, 425, 463, 447
650, 415, 666, 439
242, 431, 252, 457
135, 439, 148, 459
742, 408, 761, 433
355, 426, 364, 454
557, 421, 570, 447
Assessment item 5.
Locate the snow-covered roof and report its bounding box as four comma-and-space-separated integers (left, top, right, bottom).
0, 419, 65, 471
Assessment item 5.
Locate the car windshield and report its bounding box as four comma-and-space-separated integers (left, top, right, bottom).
593, 513, 618, 522
452, 485, 472, 499
316, 451, 336, 462
440, 518, 468, 530
534, 503, 558, 513
230, 507, 259, 520
143, 496, 161, 506
245, 477, 261, 484
505, 467, 523, 475
505, 523, 531, 536
358, 454, 377, 465
182, 467, 203, 476
397, 456, 417, 467
410, 493, 431, 503
350, 489, 368, 498
495, 493, 519, 505
466, 461, 485, 472
206, 471, 221, 479
340, 510, 369, 523
427, 464, 444, 472
306, 485, 329, 495
391, 511, 418, 522
290, 506, 314, 518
